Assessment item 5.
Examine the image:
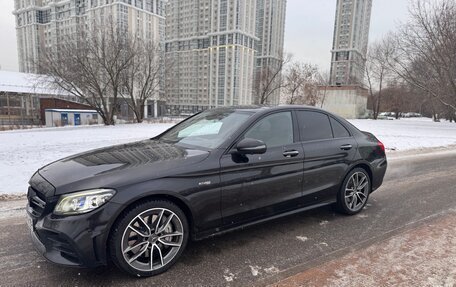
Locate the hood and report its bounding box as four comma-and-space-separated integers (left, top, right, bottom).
37, 140, 210, 196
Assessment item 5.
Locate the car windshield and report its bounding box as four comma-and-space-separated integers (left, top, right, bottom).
158, 109, 253, 150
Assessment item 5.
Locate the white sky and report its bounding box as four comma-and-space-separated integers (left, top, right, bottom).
0, 0, 410, 72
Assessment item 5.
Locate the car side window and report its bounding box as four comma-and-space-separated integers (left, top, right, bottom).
244, 112, 294, 148
330, 117, 350, 138
296, 111, 333, 142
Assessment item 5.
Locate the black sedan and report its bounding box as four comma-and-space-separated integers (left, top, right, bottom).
26, 106, 387, 277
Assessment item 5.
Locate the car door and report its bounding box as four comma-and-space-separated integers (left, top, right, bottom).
295, 110, 357, 204
220, 111, 304, 227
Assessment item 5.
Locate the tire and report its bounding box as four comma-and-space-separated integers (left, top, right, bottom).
109, 200, 189, 277
336, 168, 371, 215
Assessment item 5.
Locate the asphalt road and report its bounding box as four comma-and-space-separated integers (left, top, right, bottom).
0, 148, 455, 287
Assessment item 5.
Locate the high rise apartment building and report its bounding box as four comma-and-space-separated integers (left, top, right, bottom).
13, 0, 165, 73
164, 0, 287, 113
13, 0, 287, 113
164, 0, 258, 114
330, 0, 372, 86
255, 0, 287, 105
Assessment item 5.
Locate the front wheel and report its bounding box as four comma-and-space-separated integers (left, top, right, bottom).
336, 168, 371, 215
109, 200, 189, 277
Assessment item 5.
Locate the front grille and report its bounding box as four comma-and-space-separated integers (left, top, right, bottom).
27, 187, 48, 218
31, 196, 45, 207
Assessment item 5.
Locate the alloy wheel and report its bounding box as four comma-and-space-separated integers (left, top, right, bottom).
344, 172, 369, 212
121, 208, 184, 272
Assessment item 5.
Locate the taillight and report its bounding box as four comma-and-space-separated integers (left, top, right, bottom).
378, 141, 385, 153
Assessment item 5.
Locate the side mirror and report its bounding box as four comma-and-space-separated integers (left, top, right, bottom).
236, 138, 267, 155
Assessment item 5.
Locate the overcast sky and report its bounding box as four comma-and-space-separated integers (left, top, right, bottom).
0, 0, 410, 73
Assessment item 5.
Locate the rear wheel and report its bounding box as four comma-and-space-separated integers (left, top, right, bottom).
336, 168, 370, 215
109, 200, 189, 277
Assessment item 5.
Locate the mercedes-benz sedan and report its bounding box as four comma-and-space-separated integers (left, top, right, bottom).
26, 106, 387, 277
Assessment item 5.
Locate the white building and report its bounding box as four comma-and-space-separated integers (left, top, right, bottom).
319, 86, 368, 119
45, 108, 102, 127
330, 0, 373, 86
255, 0, 287, 105
13, 0, 166, 74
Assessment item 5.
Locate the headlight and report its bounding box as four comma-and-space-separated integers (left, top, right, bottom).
54, 189, 116, 215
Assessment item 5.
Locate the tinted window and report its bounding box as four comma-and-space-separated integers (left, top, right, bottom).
297, 111, 333, 142
330, 117, 350, 138
244, 112, 293, 148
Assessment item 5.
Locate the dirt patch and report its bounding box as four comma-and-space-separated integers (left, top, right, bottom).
0, 194, 27, 201
272, 213, 456, 287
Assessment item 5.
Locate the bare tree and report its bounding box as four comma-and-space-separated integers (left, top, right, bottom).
121, 39, 163, 123
317, 70, 331, 108
379, 81, 408, 119
365, 36, 395, 119
301, 73, 322, 106
283, 61, 322, 106
283, 61, 318, 104
283, 62, 305, 104
386, 0, 456, 113
254, 54, 292, 104
38, 16, 136, 125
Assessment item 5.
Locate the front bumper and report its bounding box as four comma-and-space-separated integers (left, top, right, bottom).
26, 200, 122, 268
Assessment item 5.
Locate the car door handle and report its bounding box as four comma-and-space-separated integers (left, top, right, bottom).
340, 144, 353, 150
283, 150, 300, 158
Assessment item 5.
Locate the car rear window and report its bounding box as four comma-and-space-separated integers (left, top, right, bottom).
330, 117, 350, 138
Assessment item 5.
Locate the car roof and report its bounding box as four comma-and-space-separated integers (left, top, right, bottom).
214, 105, 357, 133
213, 105, 327, 114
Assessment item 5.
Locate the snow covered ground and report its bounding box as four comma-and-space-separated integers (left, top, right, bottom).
350, 118, 456, 151
0, 124, 172, 195
1, 118, 455, 194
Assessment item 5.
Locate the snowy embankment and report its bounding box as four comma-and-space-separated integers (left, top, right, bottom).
1, 118, 455, 195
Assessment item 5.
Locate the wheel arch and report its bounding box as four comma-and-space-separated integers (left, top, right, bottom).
335, 162, 373, 215
342, 162, 373, 191
112, 192, 195, 234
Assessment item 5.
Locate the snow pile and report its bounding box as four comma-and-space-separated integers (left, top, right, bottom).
0, 118, 455, 195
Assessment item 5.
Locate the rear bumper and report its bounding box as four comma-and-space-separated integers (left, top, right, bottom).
26, 201, 122, 268
371, 157, 387, 192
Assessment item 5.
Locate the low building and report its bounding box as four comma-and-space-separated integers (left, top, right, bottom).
45, 109, 102, 127
40, 98, 93, 125
319, 85, 368, 119
0, 70, 78, 126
